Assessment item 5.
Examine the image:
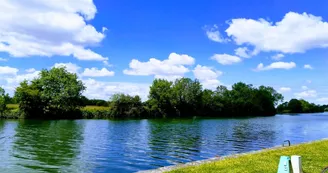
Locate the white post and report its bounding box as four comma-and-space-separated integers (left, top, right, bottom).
291, 155, 302, 173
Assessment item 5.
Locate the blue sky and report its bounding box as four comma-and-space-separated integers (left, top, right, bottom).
0, 0, 328, 104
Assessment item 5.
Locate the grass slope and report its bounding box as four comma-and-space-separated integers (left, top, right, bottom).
169, 140, 328, 173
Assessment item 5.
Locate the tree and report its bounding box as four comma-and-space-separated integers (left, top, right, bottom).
15, 67, 86, 118
0, 87, 8, 115
110, 94, 143, 118
171, 78, 203, 116
277, 102, 289, 113
287, 99, 303, 113
148, 79, 176, 117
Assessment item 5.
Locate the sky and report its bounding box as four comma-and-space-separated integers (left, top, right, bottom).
0, 0, 328, 104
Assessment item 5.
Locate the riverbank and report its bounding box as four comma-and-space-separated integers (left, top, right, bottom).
139, 139, 328, 173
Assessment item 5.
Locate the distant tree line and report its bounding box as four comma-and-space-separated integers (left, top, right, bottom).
277, 99, 328, 114
1, 67, 327, 119
80, 96, 109, 107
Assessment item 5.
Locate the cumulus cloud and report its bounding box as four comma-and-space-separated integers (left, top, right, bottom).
193, 65, 223, 89
294, 90, 317, 98
271, 54, 285, 60
5, 71, 40, 85
0, 58, 8, 62
0, 0, 107, 61
0, 66, 19, 75
211, 54, 242, 65
278, 87, 291, 93
204, 25, 229, 43
0, 65, 142, 101
234, 47, 252, 58
123, 53, 195, 80
25, 68, 36, 73
316, 97, 328, 104
255, 61, 296, 71
53, 63, 81, 74
226, 12, 328, 54
304, 64, 313, 69
302, 86, 308, 90
82, 78, 150, 101
81, 67, 114, 77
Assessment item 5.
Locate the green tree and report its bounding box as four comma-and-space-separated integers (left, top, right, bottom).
171, 78, 203, 116
110, 94, 143, 118
277, 102, 289, 113
148, 79, 176, 117
287, 99, 303, 113
0, 87, 8, 115
15, 67, 85, 118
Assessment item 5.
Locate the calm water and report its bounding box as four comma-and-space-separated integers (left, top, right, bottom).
0, 113, 328, 173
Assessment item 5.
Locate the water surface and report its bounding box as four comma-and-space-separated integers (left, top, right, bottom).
0, 113, 328, 172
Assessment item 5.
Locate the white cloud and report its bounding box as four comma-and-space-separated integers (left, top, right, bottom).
0, 69, 146, 100
123, 53, 195, 80
255, 61, 296, 71
234, 47, 251, 58
103, 60, 112, 67
211, 54, 242, 65
82, 78, 150, 101
25, 68, 36, 73
193, 65, 223, 89
278, 87, 291, 93
0, 66, 19, 75
226, 12, 328, 54
0, 58, 8, 62
272, 54, 285, 60
302, 86, 308, 90
5, 71, 40, 85
316, 97, 328, 104
0, 0, 107, 61
81, 67, 114, 77
53, 63, 81, 74
304, 64, 313, 69
204, 25, 229, 43
294, 90, 317, 98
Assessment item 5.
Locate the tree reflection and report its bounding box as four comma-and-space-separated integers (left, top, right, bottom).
0, 120, 4, 133
12, 120, 84, 172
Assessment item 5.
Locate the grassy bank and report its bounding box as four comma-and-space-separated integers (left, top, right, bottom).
168, 139, 328, 173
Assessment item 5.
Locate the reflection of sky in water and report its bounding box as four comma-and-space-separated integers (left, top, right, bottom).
0, 113, 327, 173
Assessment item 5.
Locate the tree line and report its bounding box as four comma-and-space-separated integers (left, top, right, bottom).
0, 67, 326, 119
277, 99, 328, 114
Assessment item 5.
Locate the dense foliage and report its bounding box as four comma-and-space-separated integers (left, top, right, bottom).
277, 99, 327, 113
80, 96, 109, 107
110, 94, 144, 118
0, 87, 9, 115
2, 67, 327, 119
143, 79, 283, 118
15, 67, 85, 119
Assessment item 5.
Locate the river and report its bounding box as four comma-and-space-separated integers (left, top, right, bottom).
0, 113, 327, 173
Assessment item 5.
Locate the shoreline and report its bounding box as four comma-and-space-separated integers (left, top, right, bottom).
137, 138, 328, 173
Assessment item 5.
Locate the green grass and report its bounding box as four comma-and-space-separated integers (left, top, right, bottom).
169, 140, 328, 173
7, 104, 19, 109
82, 105, 110, 111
